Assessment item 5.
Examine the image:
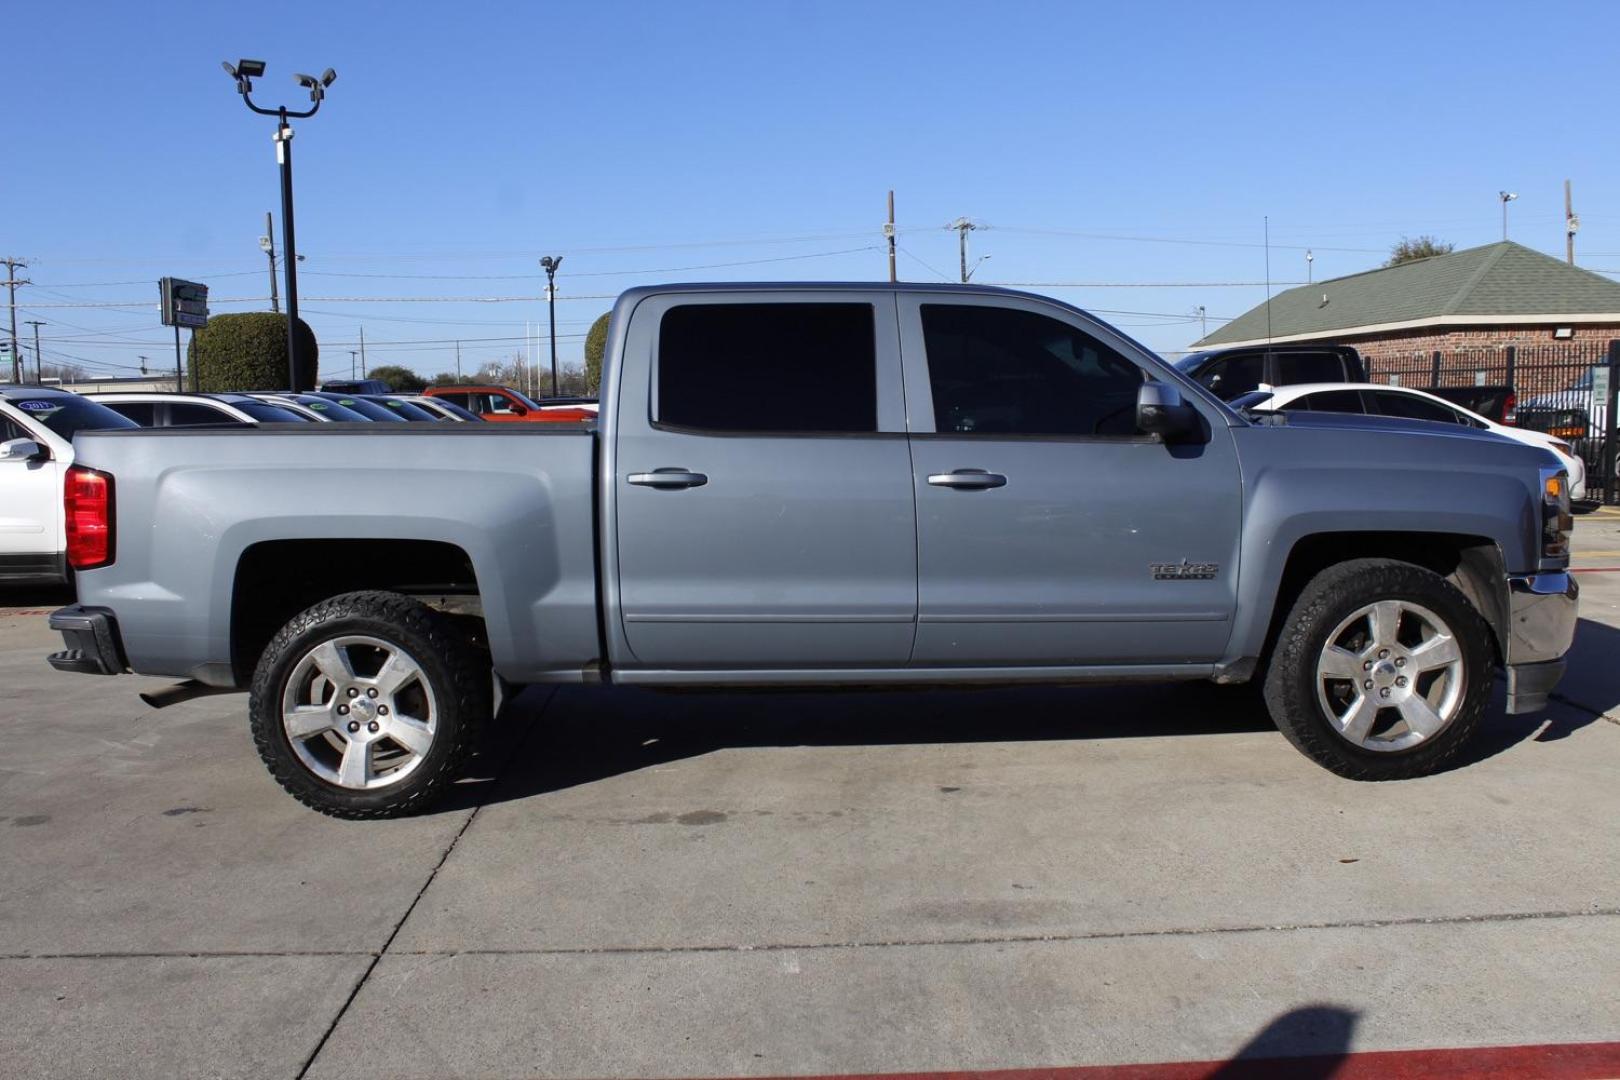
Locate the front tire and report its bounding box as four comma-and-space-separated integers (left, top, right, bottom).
249, 591, 490, 818
1263, 559, 1493, 780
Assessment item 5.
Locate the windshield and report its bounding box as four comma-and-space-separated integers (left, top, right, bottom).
233, 401, 310, 423
285, 395, 371, 421
6, 394, 139, 439
364, 396, 441, 421
314, 394, 408, 422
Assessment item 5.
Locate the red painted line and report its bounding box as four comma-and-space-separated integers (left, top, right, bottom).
706, 1041, 1620, 1080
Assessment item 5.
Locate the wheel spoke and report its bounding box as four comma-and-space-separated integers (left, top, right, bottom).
372, 651, 418, 698
1397, 694, 1447, 739
1370, 601, 1402, 649
283, 706, 333, 739
337, 740, 370, 788
1338, 693, 1381, 745
309, 641, 356, 685
1408, 634, 1460, 673
385, 716, 433, 756
1319, 645, 1365, 681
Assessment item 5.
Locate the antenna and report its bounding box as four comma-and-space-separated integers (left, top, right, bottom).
1264, 216, 1274, 346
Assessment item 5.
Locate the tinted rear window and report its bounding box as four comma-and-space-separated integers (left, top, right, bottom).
657, 303, 877, 433
9, 395, 139, 438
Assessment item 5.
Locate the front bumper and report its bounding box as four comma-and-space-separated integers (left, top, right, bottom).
1502, 571, 1578, 714
47, 604, 126, 676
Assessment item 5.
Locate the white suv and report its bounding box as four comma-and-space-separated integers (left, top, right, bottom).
0, 388, 138, 584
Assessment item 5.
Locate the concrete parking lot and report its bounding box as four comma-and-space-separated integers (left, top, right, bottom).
2, 521, 1618, 1079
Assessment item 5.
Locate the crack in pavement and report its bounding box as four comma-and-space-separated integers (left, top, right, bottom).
7, 905, 1617, 964
291, 686, 558, 1080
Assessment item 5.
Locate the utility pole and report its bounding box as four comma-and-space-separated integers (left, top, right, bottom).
349, 350, 358, 379
540, 256, 563, 397
885, 190, 897, 283
948, 218, 976, 283
3, 258, 29, 384
261, 211, 281, 313
358, 326, 366, 378
25, 320, 44, 384
455, 340, 462, 382
1565, 182, 1577, 262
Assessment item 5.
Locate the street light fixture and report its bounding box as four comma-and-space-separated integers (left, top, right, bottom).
1500, 191, 1518, 241
222, 57, 337, 391
539, 255, 563, 397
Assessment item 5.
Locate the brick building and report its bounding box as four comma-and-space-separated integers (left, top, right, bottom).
1191, 241, 1620, 391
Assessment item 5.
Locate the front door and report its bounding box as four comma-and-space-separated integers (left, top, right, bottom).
899, 295, 1242, 667
0, 411, 62, 575
613, 293, 917, 668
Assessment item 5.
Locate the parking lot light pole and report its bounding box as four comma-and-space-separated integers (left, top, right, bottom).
25, 320, 43, 384
223, 60, 336, 391
1500, 191, 1518, 241
540, 256, 563, 398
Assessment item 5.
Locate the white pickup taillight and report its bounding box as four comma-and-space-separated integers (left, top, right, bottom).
64, 466, 114, 570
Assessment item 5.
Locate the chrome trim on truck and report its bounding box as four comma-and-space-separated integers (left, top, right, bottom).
1503, 571, 1579, 714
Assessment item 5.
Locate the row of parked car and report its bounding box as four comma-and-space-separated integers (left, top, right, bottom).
0, 382, 599, 584
1174, 343, 1589, 500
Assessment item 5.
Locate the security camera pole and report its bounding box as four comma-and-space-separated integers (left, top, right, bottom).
540, 256, 563, 397
223, 59, 337, 391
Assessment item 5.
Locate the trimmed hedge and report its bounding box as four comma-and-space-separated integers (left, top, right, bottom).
583, 312, 610, 395
187, 312, 318, 392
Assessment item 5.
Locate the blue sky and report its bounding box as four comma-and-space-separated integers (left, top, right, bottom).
7, 0, 1619, 383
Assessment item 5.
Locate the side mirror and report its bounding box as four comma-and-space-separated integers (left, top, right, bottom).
509, 403, 528, 416
1136, 383, 1199, 441
0, 438, 47, 462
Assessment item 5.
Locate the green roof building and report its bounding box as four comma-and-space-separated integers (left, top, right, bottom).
1192, 242, 1620, 378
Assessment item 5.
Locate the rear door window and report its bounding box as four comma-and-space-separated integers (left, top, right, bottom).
102, 401, 157, 426
166, 402, 239, 426
1372, 391, 1461, 424
1291, 390, 1367, 414
657, 303, 878, 433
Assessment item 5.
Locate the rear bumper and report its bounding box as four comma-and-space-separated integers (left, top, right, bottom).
1502, 571, 1578, 714
47, 605, 127, 676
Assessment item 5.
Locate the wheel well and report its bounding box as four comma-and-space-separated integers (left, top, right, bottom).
1266, 532, 1507, 668
231, 539, 483, 684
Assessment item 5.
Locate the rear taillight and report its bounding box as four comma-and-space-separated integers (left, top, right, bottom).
1502, 392, 1516, 426
64, 466, 114, 570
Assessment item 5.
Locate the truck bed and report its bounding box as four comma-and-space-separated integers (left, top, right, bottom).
68, 424, 600, 686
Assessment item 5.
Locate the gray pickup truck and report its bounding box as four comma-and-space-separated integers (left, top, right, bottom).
48, 283, 1578, 817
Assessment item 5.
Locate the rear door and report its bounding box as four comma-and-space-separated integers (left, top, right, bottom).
899, 294, 1242, 666
613, 292, 916, 668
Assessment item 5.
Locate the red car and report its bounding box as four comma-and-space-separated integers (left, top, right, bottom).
423, 385, 597, 423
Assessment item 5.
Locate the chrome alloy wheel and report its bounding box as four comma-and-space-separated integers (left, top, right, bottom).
1314, 599, 1465, 752
279, 635, 438, 790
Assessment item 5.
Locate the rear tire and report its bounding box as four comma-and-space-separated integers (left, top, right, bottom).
249, 591, 490, 818
1263, 559, 1493, 780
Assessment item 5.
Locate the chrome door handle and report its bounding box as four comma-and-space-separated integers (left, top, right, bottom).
627, 468, 708, 489
927, 469, 1007, 490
